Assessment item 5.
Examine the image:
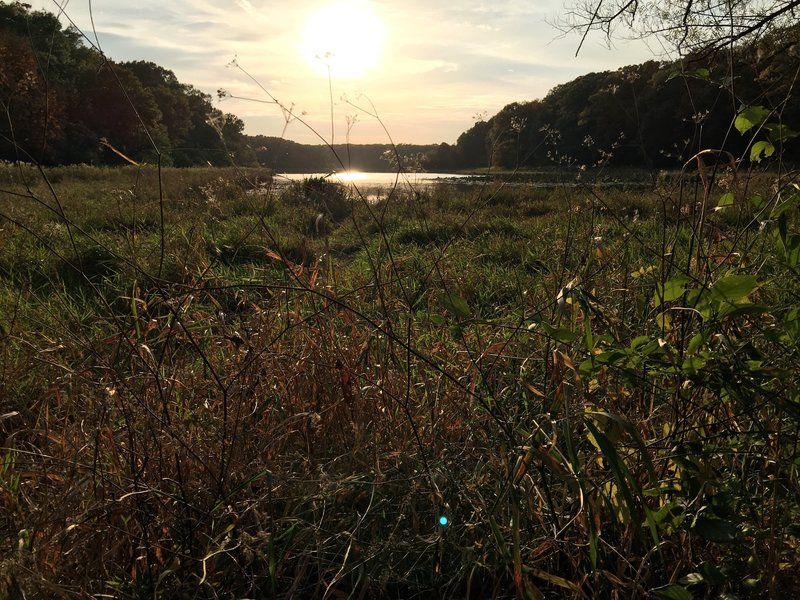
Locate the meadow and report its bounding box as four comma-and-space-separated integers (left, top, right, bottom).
0, 161, 798, 598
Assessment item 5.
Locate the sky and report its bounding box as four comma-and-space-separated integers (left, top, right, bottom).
27, 0, 659, 145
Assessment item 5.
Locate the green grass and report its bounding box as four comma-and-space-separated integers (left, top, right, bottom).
1, 162, 799, 598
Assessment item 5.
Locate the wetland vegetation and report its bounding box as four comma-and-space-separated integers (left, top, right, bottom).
1, 160, 799, 598
2, 1, 800, 598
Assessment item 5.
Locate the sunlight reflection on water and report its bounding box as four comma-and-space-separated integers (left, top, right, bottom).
260, 172, 650, 202
277, 172, 474, 188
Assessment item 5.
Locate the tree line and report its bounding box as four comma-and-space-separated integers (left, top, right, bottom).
432, 25, 800, 170
0, 2, 450, 171
2, 1, 797, 171
249, 137, 442, 173
0, 2, 255, 166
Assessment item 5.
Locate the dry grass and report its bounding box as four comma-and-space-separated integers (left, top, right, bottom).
1, 162, 799, 598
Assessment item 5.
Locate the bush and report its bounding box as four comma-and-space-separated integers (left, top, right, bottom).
302, 176, 352, 222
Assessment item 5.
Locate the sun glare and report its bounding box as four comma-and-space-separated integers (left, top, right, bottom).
301, 1, 385, 79
335, 171, 366, 182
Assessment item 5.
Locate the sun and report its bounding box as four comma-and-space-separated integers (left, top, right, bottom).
301, 1, 385, 79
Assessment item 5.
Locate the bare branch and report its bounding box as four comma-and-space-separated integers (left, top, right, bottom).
561, 0, 800, 55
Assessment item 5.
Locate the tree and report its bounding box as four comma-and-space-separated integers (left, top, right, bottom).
423, 142, 458, 171
0, 30, 63, 162
213, 112, 257, 166
488, 102, 533, 168
562, 0, 800, 56
121, 61, 193, 163
0, 2, 266, 167
455, 120, 491, 168
80, 63, 167, 164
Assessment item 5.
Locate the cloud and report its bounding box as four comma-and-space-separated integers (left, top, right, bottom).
27, 0, 656, 144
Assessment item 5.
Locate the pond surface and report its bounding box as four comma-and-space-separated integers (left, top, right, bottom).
275, 171, 654, 193
276, 171, 475, 189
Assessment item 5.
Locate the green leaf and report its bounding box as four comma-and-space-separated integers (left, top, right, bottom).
524, 567, 584, 593
770, 192, 800, 219
711, 275, 758, 303
130, 282, 141, 340
584, 418, 659, 546
631, 265, 657, 279
636, 338, 667, 357
678, 573, 705, 586
781, 233, 800, 267
785, 523, 800, 538
488, 516, 511, 561
687, 333, 707, 354
742, 578, 761, 590
667, 67, 710, 81
429, 313, 445, 326
578, 359, 597, 377
682, 356, 707, 374
448, 324, 464, 338
589, 527, 598, 571
750, 140, 775, 163
596, 349, 628, 366
656, 276, 690, 307
650, 500, 687, 530
735, 105, 770, 134
785, 308, 800, 342
764, 122, 799, 141
716, 192, 735, 210
539, 322, 578, 343
652, 584, 694, 600
749, 194, 768, 212
698, 561, 727, 586
439, 292, 471, 319
692, 515, 738, 542
585, 410, 657, 483
717, 303, 768, 320
584, 420, 638, 521
664, 276, 690, 301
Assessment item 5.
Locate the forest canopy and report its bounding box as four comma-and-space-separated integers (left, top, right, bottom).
1, 1, 797, 171
0, 2, 255, 166
430, 20, 800, 170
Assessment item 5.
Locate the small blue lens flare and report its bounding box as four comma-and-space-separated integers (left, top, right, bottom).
439, 516, 449, 526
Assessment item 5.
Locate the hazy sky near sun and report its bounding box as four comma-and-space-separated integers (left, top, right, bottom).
28, 0, 658, 144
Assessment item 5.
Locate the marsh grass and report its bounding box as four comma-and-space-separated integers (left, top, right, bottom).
2, 31, 800, 588
2, 153, 799, 599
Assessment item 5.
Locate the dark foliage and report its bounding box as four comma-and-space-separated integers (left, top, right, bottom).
438, 26, 800, 169
0, 2, 254, 166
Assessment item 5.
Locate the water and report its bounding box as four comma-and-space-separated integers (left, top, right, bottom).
268, 172, 478, 202
274, 171, 652, 192
275, 171, 476, 189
